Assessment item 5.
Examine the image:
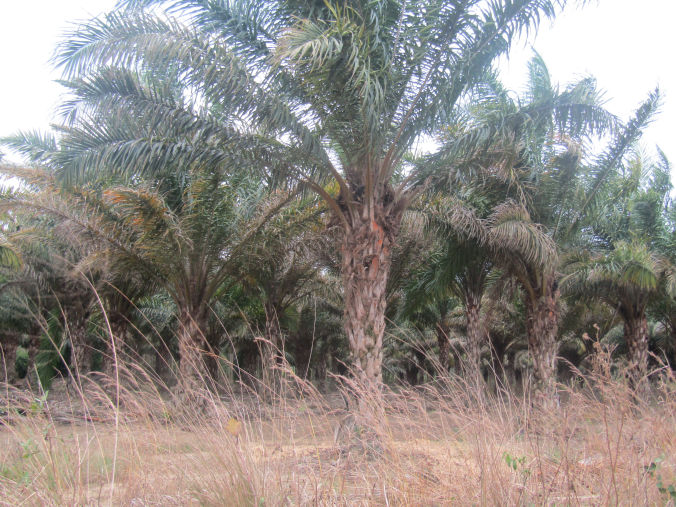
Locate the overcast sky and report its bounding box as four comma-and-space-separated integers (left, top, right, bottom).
1, 0, 674, 182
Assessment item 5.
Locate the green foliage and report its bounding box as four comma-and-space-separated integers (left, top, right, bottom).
646, 455, 676, 501
503, 451, 531, 483
34, 312, 70, 390
29, 392, 49, 417
0, 0, 674, 392
14, 346, 29, 379
503, 451, 527, 472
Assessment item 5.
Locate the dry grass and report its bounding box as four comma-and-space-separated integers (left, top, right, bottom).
1, 352, 675, 506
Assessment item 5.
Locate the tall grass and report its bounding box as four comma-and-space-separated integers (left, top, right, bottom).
1, 326, 675, 505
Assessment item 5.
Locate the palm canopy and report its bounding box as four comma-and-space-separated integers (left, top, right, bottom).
562, 241, 667, 313
561, 240, 672, 380
236, 195, 327, 336
432, 56, 661, 288
431, 55, 619, 223
0, 167, 104, 375
1, 161, 285, 313
53, 0, 579, 223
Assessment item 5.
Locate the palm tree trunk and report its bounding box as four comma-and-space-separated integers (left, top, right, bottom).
525, 285, 559, 400
489, 333, 508, 392
436, 320, 451, 374
103, 311, 129, 378
66, 310, 91, 380
623, 313, 649, 387
341, 213, 394, 388
662, 318, 676, 371
464, 294, 485, 393
204, 325, 223, 385
262, 301, 284, 395
672, 324, 676, 372
0, 334, 19, 383
154, 343, 172, 383
176, 307, 209, 400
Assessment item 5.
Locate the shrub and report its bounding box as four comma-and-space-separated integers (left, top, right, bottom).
14, 346, 29, 379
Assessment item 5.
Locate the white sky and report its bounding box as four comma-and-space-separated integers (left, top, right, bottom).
1, 0, 674, 183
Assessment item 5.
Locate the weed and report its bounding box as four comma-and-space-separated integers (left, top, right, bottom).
646, 455, 676, 501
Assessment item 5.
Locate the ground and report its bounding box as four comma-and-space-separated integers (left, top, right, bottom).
1, 371, 675, 505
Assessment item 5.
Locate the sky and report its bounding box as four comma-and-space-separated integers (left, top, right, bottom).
1, 0, 674, 182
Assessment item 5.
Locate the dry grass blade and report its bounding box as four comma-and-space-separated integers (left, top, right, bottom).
1, 331, 675, 506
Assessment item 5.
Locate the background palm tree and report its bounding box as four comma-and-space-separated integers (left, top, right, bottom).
236, 196, 326, 388
1, 160, 287, 396
562, 151, 675, 384
0, 168, 100, 381
562, 241, 668, 384
405, 192, 495, 390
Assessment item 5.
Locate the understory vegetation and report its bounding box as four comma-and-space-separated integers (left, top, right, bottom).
1, 350, 675, 505
0, 0, 675, 504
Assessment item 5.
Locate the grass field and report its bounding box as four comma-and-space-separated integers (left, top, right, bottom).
1, 355, 675, 506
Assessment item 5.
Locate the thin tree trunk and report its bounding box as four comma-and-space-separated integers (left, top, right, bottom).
502, 348, 518, 393
405, 358, 420, 385
525, 283, 559, 402
464, 294, 485, 394
154, 344, 172, 384
672, 325, 676, 372
341, 213, 394, 388
624, 313, 649, 388
489, 333, 507, 391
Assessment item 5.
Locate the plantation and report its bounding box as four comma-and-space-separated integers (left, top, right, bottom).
0, 0, 675, 504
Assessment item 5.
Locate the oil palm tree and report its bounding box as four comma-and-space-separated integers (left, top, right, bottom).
3, 55, 299, 394
54, 0, 577, 388
405, 192, 495, 389
236, 196, 326, 387
94, 176, 288, 395
563, 151, 676, 383
0, 170, 100, 380
562, 241, 669, 383
653, 216, 676, 368
1, 161, 287, 395
428, 56, 652, 395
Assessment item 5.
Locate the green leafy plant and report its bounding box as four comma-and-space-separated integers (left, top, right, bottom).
503, 452, 531, 480
646, 455, 676, 501
14, 346, 29, 379
29, 391, 49, 416
34, 311, 70, 389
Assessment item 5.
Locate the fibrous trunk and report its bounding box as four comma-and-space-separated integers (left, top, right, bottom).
67, 311, 91, 381
525, 284, 559, 401
672, 325, 676, 371
464, 294, 485, 393
262, 301, 284, 395
204, 328, 223, 385
436, 320, 451, 374
490, 334, 511, 392
623, 314, 649, 388
177, 308, 209, 400
103, 311, 130, 379
0, 335, 19, 382
341, 211, 394, 389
